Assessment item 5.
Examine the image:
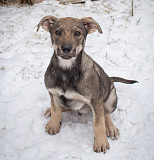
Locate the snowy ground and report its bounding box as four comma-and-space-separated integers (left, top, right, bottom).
0, 0, 154, 159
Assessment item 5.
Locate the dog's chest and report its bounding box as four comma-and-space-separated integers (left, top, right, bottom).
47, 53, 83, 93
45, 54, 91, 109
52, 67, 82, 93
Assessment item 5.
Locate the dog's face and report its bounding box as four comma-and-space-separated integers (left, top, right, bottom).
50, 18, 87, 59
37, 16, 102, 60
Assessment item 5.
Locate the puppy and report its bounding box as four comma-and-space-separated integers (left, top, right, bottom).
37, 16, 137, 153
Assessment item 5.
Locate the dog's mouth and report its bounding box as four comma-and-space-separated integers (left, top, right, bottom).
60, 55, 73, 59
58, 51, 76, 59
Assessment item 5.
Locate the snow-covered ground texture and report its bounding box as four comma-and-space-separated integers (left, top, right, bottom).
0, 0, 154, 159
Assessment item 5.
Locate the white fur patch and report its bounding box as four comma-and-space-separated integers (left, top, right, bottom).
78, 105, 91, 114
57, 56, 76, 69
69, 101, 84, 110
47, 88, 91, 107
53, 44, 58, 54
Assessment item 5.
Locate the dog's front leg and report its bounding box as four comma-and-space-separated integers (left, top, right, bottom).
46, 93, 62, 135
92, 99, 110, 153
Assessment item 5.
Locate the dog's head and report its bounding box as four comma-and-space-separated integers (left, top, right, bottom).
37, 16, 102, 60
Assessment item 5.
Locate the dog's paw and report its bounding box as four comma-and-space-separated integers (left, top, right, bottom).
106, 124, 119, 140
93, 136, 110, 153
46, 120, 61, 135
44, 108, 51, 118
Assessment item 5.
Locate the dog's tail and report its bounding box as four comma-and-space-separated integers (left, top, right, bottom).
110, 77, 138, 84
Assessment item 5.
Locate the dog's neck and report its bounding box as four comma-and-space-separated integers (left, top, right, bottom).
49, 51, 83, 92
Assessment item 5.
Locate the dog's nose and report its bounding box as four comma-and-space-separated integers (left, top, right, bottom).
61, 44, 72, 54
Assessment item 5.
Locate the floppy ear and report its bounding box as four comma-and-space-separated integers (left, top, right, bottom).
37, 15, 58, 32
81, 17, 103, 34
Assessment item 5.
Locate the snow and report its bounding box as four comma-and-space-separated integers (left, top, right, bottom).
0, 0, 154, 159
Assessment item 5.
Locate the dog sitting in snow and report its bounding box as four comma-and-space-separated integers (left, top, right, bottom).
37, 16, 137, 153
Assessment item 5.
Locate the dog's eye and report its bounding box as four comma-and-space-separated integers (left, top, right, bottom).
74, 31, 81, 36
55, 30, 62, 36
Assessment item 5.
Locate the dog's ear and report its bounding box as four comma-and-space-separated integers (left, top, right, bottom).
37, 16, 58, 32
81, 17, 103, 34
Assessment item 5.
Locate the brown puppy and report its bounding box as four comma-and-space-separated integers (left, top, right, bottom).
37, 16, 137, 153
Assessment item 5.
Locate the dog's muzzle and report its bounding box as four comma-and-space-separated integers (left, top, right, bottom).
60, 44, 73, 59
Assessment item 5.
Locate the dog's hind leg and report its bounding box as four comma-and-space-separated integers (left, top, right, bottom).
46, 93, 62, 135
104, 85, 117, 115
105, 115, 119, 140
103, 85, 119, 139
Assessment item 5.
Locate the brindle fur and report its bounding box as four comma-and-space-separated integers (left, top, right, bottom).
37, 16, 137, 153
